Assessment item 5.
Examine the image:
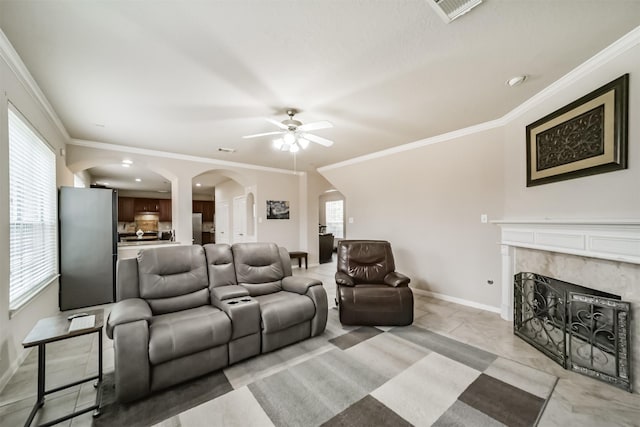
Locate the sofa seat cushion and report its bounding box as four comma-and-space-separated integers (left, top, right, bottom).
254, 291, 315, 333
148, 306, 231, 365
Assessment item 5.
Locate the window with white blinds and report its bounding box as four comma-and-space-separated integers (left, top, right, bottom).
8, 106, 58, 310
325, 200, 344, 238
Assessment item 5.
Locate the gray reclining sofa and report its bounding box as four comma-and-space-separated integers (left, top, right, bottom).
106, 242, 328, 402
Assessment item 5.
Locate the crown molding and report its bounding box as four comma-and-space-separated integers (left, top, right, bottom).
319, 24, 640, 173
0, 28, 70, 142
318, 118, 504, 172
69, 138, 303, 176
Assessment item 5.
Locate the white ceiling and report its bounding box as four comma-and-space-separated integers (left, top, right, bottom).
1, 1, 639, 179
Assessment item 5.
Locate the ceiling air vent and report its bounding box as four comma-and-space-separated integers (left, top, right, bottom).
428, 0, 483, 23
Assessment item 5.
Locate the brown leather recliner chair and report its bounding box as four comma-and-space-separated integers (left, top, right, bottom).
335, 240, 413, 326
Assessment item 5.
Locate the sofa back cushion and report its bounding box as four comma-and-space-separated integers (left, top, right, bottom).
204, 243, 238, 289
337, 240, 396, 284
137, 245, 210, 314
232, 242, 283, 296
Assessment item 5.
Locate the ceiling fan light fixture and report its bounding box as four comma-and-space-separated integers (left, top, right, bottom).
289, 143, 300, 153
273, 138, 284, 150
298, 138, 310, 149
283, 132, 296, 145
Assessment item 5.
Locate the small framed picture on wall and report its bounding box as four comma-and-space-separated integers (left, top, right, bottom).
266, 200, 290, 219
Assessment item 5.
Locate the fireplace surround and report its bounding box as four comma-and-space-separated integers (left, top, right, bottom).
494, 220, 640, 393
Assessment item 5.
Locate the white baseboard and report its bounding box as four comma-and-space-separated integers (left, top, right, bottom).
411, 288, 501, 314
0, 347, 30, 394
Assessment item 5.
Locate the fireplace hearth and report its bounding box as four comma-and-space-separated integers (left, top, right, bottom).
514, 272, 632, 392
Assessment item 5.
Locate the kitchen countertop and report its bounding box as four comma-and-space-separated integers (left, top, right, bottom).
118, 240, 178, 247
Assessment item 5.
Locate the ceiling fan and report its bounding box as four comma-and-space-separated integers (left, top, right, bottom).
242, 109, 334, 153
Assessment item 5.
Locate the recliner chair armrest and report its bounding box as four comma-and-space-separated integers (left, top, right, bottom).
384, 271, 411, 287
211, 285, 250, 302
106, 298, 152, 339
282, 276, 322, 294
335, 271, 355, 287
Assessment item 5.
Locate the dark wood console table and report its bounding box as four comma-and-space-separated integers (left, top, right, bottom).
22, 309, 104, 426
319, 233, 334, 263
289, 251, 308, 269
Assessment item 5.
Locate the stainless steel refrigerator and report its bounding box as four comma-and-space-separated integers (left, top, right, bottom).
192, 213, 202, 245
59, 186, 117, 310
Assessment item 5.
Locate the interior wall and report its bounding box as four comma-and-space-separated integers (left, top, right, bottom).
215, 179, 244, 242
66, 144, 302, 252
319, 190, 346, 235
254, 172, 301, 252
504, 43, 640, 218
305, 171, 335, 265
320, 127, 505, 309
0, 53, 73, 390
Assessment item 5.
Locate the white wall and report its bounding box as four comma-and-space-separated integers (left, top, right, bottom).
504, 44, 640, 219
319, 33, 640, 312
0, 51, 73, 389
320, 127, 505, 310
66, 143, 303, 252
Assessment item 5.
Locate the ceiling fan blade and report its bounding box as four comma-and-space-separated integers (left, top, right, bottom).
242, 131, 284, 139
297, 120, 333, 132
301, 133, 334, 147
266, 118, 289, 130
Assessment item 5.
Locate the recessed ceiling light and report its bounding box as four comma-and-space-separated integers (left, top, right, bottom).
196, 183, 202, 187
122, 159, 133, 164
135, 178, 142, 182
157, 190, 169, 193
93, 123, 105, 128
506, 75, 527, 87
121, 164, 130, 168
218, 147, 236, 153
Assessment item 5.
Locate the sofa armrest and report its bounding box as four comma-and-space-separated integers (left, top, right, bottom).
211, 285, 250, 302
113, 319, 150, 402
106, 298, 152, 339
335, 271, 355, 287
282, 276, 322, 295
384, 271, 411, 287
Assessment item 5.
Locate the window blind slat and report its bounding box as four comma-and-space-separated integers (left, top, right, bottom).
8, 107, 58, 308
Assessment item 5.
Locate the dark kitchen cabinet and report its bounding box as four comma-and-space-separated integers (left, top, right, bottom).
202, 232, 214, 244
135, 198, 159, 213
118, 197, 135, 222
202, 201, 214, 222
192, 200, 204, 214
159, 199, 172, 221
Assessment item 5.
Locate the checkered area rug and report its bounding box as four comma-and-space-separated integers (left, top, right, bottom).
96, 314, 557, 427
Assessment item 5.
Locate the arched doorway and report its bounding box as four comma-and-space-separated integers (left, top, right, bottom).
192, 170, 256, 245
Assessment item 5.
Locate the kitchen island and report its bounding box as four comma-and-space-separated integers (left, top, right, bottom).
117, 241, 183, 259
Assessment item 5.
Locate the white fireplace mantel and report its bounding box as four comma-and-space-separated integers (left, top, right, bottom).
492, 219, 640, 320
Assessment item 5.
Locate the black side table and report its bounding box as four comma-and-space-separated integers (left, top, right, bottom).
22, 309, 104, 427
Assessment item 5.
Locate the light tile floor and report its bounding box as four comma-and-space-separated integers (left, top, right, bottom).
1, 255, 639, 426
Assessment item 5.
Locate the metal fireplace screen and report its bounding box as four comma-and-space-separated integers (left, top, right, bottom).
514, 272, 632, 392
